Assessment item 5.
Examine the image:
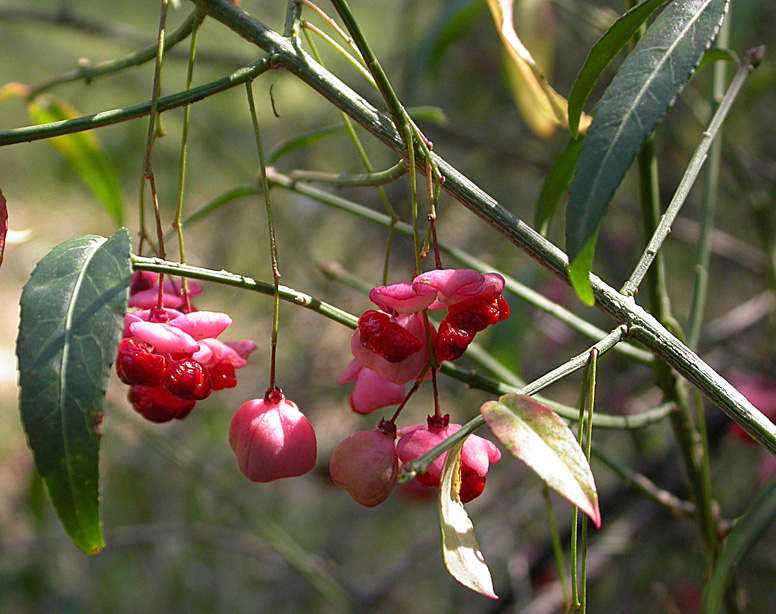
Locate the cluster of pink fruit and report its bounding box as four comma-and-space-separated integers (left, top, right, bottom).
331, 269, 509, 506
117, 272, 256, 422
116, 268, 509, 506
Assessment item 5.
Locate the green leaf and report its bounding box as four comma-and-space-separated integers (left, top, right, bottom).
702, 473, 776, 613
697, 47, 739, 73
565, 0, 729, 262
438, 440, 498, 600
28, 95, 124, 226
568, 0, 669, 137
535, 136, 584, 234
17, 229, 132, 554
568, 232, 597, 306
481, 394, 601, 527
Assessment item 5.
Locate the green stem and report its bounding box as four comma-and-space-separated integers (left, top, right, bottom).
172, 16, 201, 309
131, 255, 671, 430
246, 82, 282, 390
326, 0, 409, 142
267, 169, 653, 363
288, 160, 406, 186
27, 10, 204, 98
140, 0, 170, 264
622, 57, 760, 297
687, 14, 730, 351
591, 446, 695, 517
0, 58, 271, 146
543, 484, 569, 610
302, 27, 399, 284
401, 327, 626, 481
300, 21, 376, 87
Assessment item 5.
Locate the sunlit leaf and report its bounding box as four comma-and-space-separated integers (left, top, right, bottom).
481, 394, 601, 527
438, 440, 498, 600
486, 0, 592, 137
697, 47, 738, 73
568, 0, 669, 136
702, 473, 776, 614
568, 232, 597, 306
565, 0, 729, 263
17, 229, 132, 554
28, 95, 124, 226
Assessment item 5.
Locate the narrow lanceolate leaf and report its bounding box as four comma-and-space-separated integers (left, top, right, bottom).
568, 0, 669, 136
17, 229, 132, 554
0, 188, 7, 268
565, 0, 729, 263
702, 474, 776, 614
482, 394, 601, 527
28, 95, 124, 226
535, 136, 584, 234
439, 440, 498, 600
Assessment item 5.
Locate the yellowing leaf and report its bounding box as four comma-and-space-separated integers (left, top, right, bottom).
487, 0, 592, 137
438, 440, 498, 600
28, 95, 124, 226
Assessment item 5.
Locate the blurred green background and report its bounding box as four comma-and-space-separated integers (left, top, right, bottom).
2, 1, 776, 612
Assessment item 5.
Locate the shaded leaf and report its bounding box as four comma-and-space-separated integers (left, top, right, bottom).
439, 440, 498, 599
405, 0, 482, 94
702, 473, 776, 614
535, 136, 584, 234
482, 394, 600, 526
17, 229, 132, 554
0, 188, 6, 268
28, 95, 124, 226
568, 0, 669, 136
565, 0, 729, 262
486, 0, 592, 136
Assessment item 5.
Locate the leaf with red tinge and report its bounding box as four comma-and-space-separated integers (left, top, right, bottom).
439, 440, 498, 599
482, 394, 601, 527
0, 188, 7, 268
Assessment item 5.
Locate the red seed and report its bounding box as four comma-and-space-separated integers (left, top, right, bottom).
128, 385, 196, 423
164, 359, 213, 401
208, 361, 237, 390
358, 310, 424, 363
434, 319, 475, 362
116, 338, 167, 387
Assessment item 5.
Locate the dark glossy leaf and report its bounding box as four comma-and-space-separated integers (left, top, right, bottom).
702, 473, 776, 613
565, 0, 729, 262
535, 136, 584, 234
482, 394, 600, 526
17, 229, 132, 554
568, 0, 669, 136
438, 440, 498, 599
29, 95, 124, 226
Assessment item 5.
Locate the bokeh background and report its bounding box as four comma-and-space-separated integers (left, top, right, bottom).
1, 1, 776, 612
